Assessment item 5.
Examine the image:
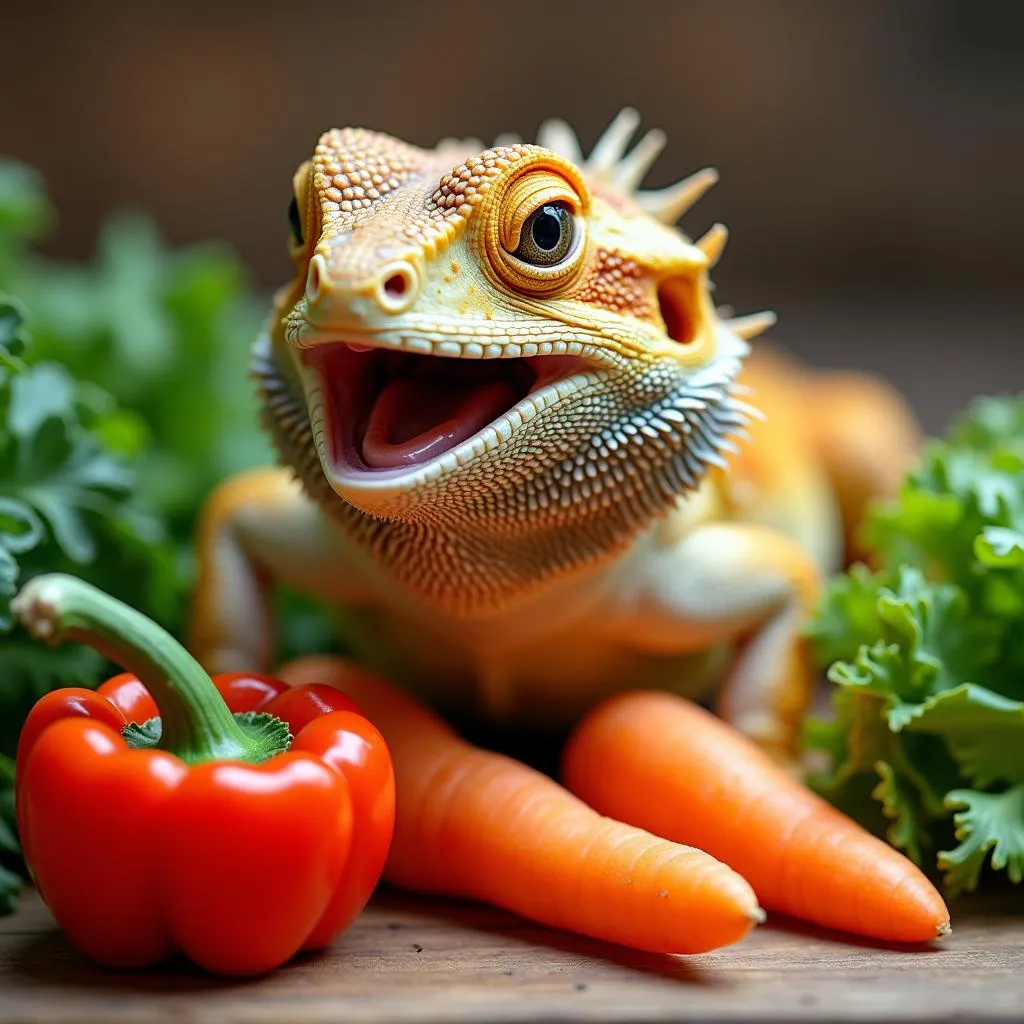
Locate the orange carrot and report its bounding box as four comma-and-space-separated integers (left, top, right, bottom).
278, 656, 763, 955
561, 690, 950, 944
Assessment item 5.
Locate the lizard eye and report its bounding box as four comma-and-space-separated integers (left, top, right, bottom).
489, 167, 588, 295
288, 159, 315, 257
288, 195, 304, 247
512, 203, 576, 267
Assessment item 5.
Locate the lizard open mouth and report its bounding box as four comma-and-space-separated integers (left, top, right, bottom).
306, 343, 590, 476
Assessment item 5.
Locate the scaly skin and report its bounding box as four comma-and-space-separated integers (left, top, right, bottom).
188, 109, 920, 759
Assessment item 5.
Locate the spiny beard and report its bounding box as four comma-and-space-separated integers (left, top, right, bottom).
249, 332, 755, 614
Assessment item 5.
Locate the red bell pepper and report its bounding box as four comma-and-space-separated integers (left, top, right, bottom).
11, 573, 395, 977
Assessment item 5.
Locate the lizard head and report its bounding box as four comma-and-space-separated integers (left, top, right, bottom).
255, 109, 770, 603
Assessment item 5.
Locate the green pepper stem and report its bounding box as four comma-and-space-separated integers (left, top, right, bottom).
11, 573, 283, 764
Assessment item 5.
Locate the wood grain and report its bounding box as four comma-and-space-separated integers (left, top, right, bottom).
2, 888, 1024, 1023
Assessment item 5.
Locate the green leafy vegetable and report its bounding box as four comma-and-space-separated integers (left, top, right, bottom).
0, 755, 20, 914
0, 157, 349, 912
939, 787, 1024, 896
806, 393, 1024, 896
0, 161, 295, 911
0, 171, 273, 554
0, 293, 172, 636
976, 526, 1024, 568
0, 285, 169, 906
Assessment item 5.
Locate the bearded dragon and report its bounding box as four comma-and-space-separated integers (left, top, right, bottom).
188, 109, 919, 759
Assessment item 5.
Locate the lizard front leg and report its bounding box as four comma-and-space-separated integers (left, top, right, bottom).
188, 466, 372, 673
609, 521, 822, 761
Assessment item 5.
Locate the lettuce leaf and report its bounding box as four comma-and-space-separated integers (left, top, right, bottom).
806, 392, 1024, 894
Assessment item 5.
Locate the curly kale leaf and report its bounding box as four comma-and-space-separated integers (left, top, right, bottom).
806, 684, 958, 867
804, 562, 896, 667
897, 685, 1024, 790
834, 569, 999, 710
946, 393, 1024, 459
976, 525, 1024, 568
939, 787, 1024, 897
806, 394, 1024, 893
863, 431, 1024, 609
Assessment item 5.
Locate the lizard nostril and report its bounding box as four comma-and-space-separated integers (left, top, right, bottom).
306, 253, 327, 304
384, 273, 408, 299
375, 263, 418, 313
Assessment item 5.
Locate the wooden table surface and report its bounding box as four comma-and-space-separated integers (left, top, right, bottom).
2, 887, 1023, 1023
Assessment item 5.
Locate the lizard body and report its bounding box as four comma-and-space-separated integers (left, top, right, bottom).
189, 110, 919, 757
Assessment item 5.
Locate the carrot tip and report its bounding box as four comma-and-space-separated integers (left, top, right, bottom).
749, 906, 767, 925
935, 921, 952, 940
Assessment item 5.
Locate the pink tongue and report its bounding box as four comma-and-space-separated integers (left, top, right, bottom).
361, 376, 520, 469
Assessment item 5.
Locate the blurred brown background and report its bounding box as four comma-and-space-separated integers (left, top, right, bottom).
2, 0, 1021, 432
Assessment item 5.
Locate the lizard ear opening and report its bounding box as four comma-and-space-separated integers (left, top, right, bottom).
657, 275, 698, 345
